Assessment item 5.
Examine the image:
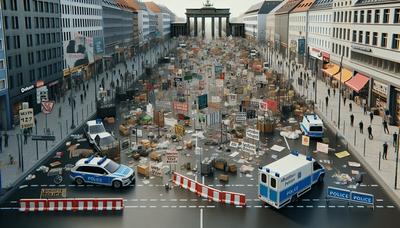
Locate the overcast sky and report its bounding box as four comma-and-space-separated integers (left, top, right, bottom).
150, 0, 265, 18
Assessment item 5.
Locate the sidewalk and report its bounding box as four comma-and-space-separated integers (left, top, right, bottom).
0, 40, 177, 188
274, 53, 400, 205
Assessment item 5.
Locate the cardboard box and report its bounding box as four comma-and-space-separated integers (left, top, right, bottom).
150, 152, 161, 162
228, 164, 237, 173
214, 159, 227, 171
137, 164, 149, 177
219, 174, 229, 182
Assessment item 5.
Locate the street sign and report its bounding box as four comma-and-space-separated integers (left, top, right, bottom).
235, 112, 247, 122
327, 186, 351, 201
173, 101, 188, 113
36, 85, 48, 104
327, 186, 374, 206
174, 124, 185, 137
242, 141, 257, 154
31, 135, 56, 141
246, 128, 260, 141
19, 108, 35, 129
302, 135, 310, 146
150, 162, 163, 177
198, 94, 208, 110
166, 149, 178, 164
211, 96, 221, 103
41, 101, 55, 114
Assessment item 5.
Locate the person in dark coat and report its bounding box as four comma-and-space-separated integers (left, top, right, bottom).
370, 112, 374, 123
383, 142, 388, 160
383, 120, 390, 134
327, 88, 331, 97
364, 103, 368, 115
393, 132, 398, 147
350, 114, 354, 127
368, 125, 373, 139
359, 121, 364, 134
349, 102, 352, 112
325, 96, 329, 108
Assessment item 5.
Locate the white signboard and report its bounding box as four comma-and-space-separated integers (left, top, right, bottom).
19, 108, 35, 129
36, 86, 48, 104
166, 149, 178, 164
317, 142, 329, 154
136, 129, 143, 138
228, 94, 237, 106
211, 96, 221, 103
150, 162, 163, 177
235, 112, 247, 122
229, 141, 239, 148
242, 142, 257, 154
246, 128, 260, 141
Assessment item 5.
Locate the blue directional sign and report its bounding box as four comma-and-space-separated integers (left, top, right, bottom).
327, 186, 351, 201
351, 191, 374, 205
198, 94, 208, 110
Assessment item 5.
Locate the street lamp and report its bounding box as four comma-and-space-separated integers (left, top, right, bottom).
337, 54, 344, 129
70, 68, 76, 129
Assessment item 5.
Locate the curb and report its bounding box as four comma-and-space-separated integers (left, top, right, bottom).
315, 108, 400, 208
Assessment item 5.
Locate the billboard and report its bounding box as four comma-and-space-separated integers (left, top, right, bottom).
93, 36, 105, 55
298, 38, 305, 55
64, 33, 94, 68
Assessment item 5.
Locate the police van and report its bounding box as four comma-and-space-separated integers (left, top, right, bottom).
300, 114, 324, 138
258, 152, 325, 209
70, 156, 135, 188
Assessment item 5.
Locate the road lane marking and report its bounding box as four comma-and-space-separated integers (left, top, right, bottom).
318, 206, 326, 208
140, 199, 148, 201
312, 199, 320, 201
370, 184, 378, 187
287, 206, 294, 208
337, 206, 345, 208
357, 206, 364, 208
387, 206, 395, 208
31, 184, 38, 187
19, 185, 28, 189
254, 205, 262, 208
189, 205, 197, 208
180, 199, 188, 202
296, 206, 304, 208
306, 205, 313, 208
162, 206, 169, 208
247, 184, 254, 187
149, 206, 157, 208
170, 199, 178, 201
328, 206, 336, 208
160, 199, 166, 201
179, 206, 187, 208
191, 199, 198, 201
199, 206, 205, 208
302, 199, 310, 201
376, 199, 383, 202
150, 199, 157, 201
125, 206, 138, 208
206, 206, 215, 208
139, 206, 147, 208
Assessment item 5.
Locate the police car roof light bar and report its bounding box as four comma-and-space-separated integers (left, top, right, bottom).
97, 156, 107, 165
84, 155, 95, 164
291, 151, 299, 156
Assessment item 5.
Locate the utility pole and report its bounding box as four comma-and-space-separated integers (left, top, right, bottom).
337, 54, 344, 129
70, 69, 76, 129
395, 129, 399, 189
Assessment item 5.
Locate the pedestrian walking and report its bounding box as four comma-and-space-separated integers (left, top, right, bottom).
73, 99, 76, 108
84, 90, 87, 99
325, 96, 329, 108
58, 106, 62, 118
86, 83, 89, 90
359, 121, 364, 134
312, 81, 315, 89
393, 132, 398, 147
368, 125, 373, 139
349, 102, 352, 112
370, 112, 374, 123
327, 88, 331, 97
343, 97, 347, 106
363, 103, 368, 115
383, 142, 388, 160
350, 114, 354, 127
3, 131, 8, 147
383, 120, 390, 134
23, 130, 28, 144
333, 88, 336, 97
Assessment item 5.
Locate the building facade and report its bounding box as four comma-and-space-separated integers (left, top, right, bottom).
243, 1, 282, 43
288, 0, 315, 64
61, 0, 103, 76
2, 0, 64, 126
0, 2, 10, 130
307, 0, 333, 76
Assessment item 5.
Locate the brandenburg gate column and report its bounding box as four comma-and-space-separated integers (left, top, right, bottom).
218, 17, 222, 37
187, 16, 190, 36
226, 16, 230, 36
201, 17, 205, 38
194, 17, 198, 37
211, 17, 215, 38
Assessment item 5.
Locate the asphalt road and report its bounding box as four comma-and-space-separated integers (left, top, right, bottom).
1, 38, 400, 228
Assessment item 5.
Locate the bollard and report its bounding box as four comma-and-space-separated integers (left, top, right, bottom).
379, 152, 381, 170
354, 129, 357, 146
363, 138, 366, 156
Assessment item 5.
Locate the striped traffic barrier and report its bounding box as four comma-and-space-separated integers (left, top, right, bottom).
19, 198, 124, 212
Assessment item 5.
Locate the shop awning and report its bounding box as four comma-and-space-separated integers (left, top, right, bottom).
345, 73, 370, 93
322, 64, 340, 76
333, 68, 353, 83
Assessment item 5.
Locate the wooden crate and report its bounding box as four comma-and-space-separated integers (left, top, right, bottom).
137, 164, 149, 177
219, 174, 229, 182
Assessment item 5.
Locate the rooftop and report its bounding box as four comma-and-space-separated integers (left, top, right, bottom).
291, 0, 316, 13
275, 0, 303, 14
309, 0, 333, 11
245, 1, 283, 15
263, 153, 313, 177
355, 0, 399, 5
144, 2, 161, 13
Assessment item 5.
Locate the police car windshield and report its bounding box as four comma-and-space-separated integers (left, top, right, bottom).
104, 160, 120, 173
90, 125, 106, 134
100, 136, 115, 147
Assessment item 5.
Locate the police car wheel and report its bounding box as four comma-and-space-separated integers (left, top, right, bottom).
113, 180, 122, 189
75, 177, 84, 185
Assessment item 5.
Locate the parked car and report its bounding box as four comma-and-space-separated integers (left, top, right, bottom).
85, 119, 107, 144
70, 156, 135, 188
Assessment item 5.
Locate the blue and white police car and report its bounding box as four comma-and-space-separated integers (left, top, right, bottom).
300, 114, 324, 138
70, 156, 135, 188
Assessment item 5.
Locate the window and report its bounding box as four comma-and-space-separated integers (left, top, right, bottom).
367, 10, 372, 23
383, 9, 390, 23
270, 177, 276, 188
17, 73, 23, 87
393, 34, 400, 50
395, 9, 400, 23
352, 30, 357, 42
365, 31, 370, 44
358, 31, 363, 43
8, 75, 13, 89
29, 69, 35, 82
354, 11, 358, 23
375, 9, 380, 23
381, 33, 388, 47
261, 174, 267, 184
360, 10, 365, 23
373, 32, 378, 45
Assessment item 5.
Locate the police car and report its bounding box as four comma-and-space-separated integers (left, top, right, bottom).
300, 114, 324, 138
85, 119, 107, 144
70, 156, 135, 188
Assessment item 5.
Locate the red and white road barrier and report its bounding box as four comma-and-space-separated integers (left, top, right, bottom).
172, 172, 246, 206
19, 198, 124, 212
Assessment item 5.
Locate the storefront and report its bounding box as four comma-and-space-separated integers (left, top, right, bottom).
11, 84, 36, 125
371, 80, 388, 117
322, 63, 352, 89
345, 72, 370, 106
308, 47, 323, 79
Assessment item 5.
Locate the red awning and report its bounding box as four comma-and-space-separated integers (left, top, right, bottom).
345, 73, 369, 93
